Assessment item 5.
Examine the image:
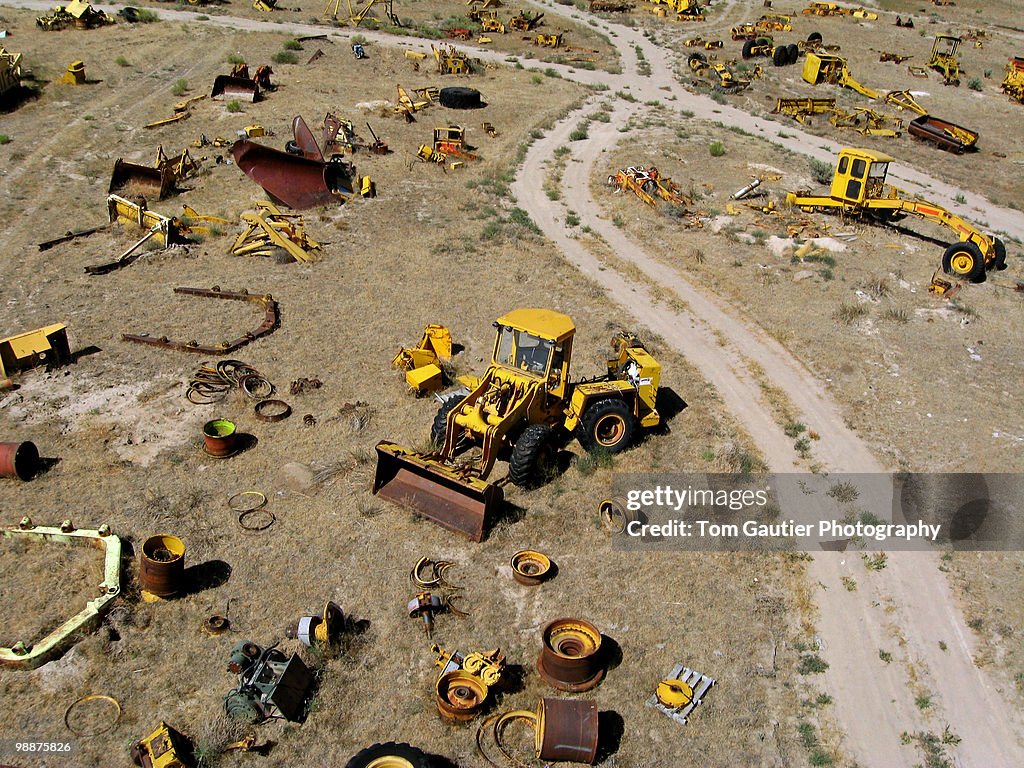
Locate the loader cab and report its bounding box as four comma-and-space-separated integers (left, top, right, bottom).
493, 308, 575, 400
830, 148, 892, 204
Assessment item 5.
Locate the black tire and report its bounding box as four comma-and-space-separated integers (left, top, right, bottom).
577, 398, 636, 454
772, 46, 788, 67
807, 31, 822, 43
688, 52, 707, 70
431, 397, 461, 447
742, 39, 757, 59
509, 424, 556, 488
994, 237, 1007, 270
284, 140, 302, 156
942, 241, 986, 283
787, 44, 800, 64
439, 86, 482, 109
345, 742, 433, 768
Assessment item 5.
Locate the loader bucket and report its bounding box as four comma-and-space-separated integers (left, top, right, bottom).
373, 441, 502, 542
211, 75, 259, 102
109, 160, 173, 200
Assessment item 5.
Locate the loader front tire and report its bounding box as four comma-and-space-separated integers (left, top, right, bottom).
942, 241, 986, 283
577, 398, 636, 454
742, 40, 757, 59
431, 397, 461, 447
786, 44, 800, 64
772, 46, 788, 67
509, 424, 556, 488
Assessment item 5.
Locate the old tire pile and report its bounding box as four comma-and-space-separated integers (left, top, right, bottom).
439, 86, 483, 109
345, 742, 433, 768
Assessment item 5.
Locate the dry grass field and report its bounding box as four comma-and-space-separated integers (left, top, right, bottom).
1, 0, 1022, 766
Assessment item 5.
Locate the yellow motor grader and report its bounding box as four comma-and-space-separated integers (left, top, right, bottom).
374, 309, 662, 540
786, 148, 1007, 282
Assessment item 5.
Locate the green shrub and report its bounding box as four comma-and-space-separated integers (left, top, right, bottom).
171, 79, 188, 96
283, 39, 303, 50
810, 158, 833, 185
137, 9, 159, 22
0, 135, 10, 145
798, 654, 829, 675
227, 54, 246, 65
709, 141, 726, 157
115, 56, 130, 67
967, 78, 983, 91
272, 51, 298, 65
226, 100, 243, 113
569, 127, 589, 141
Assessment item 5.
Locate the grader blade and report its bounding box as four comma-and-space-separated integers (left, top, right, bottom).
373, 441, 502, 542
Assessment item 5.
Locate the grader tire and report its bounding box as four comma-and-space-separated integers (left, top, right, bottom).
345, 742, 433, 768
577, 398, 636, 454
942, 241, 986, 283
509, 424, 556, 488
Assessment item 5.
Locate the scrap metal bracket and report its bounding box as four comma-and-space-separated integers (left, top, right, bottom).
0, 520, 121, 670
121, 286, 280, 355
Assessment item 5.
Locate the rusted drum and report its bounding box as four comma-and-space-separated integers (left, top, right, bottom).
0, 441, 39, 481
536, 698, 599, 764
139, 534, 186, 597
511, 550, 552, 586
537, 618, 605, 692
435, 670, 488, 722
203, 419, 237, 457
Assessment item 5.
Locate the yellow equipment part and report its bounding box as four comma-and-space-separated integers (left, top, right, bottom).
406, 364, 443, 392
231, 202, 322, 263
657, 678, 694, 709
773, 97, 836, 124
1001, 57, 1024, 103
0, 324, 70, 379
884, 89, 927, 116
130, 721, 189, 768
802, 52, 878, 99
60, 61, 87, 85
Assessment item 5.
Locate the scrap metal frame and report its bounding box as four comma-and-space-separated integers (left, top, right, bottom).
121, 286, 279, 354
0, 520, 121, 670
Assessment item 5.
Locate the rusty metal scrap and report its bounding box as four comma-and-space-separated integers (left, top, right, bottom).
122, 287, 280, 355
36, 0, 113, 31
879, 52, 911, 64
232, 115, 359, 209
231, 202, 322, 263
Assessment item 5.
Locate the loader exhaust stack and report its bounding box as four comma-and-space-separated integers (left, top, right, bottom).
373, 442, 502, 542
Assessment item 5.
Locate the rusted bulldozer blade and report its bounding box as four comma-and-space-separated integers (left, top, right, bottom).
231, 139, 355, 209
372, 441, 501, 542
109, 159, 174, 200
211, 75, 259, 102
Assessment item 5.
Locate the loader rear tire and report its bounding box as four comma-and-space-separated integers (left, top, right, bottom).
345, 742, 433, 768
431, 397, 461, 447
577, 398, 636, 454
772, 46, 788, 67
742, 40, 757, 59
942, 241, 986, 283
787, 44, 800, 64
994, 237, 1007, 270
509, 424, 556, 488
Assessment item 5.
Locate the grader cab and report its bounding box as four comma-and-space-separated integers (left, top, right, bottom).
374, 309, 662, 540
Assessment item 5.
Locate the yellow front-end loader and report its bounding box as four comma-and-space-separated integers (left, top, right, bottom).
374, 309, 662, 540
786, 148, 1007, 282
